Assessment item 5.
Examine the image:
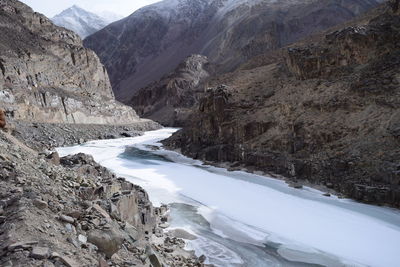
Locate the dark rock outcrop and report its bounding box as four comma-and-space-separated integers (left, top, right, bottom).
130, 54, 211, 126
165, 3, 400, 207
85, 0, 382, 102
0, 0, 140, 124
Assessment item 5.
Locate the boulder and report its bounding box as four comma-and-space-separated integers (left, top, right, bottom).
145, 245, 162, 267
46, 152, 60, 165
87, 229, 124, 258
98, 258, 109, 267
124, 222, 139, 242
31, 247, 50, 259
59, 214, 75, 224
32, 199, 48, 210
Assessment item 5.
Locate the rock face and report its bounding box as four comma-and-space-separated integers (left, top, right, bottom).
0, 0, 140, 124
130, 54, 211, 126
52, 5, 122, 39
0, 130, 202, 266
165, 3, 400, 207
85, 0, 382, 102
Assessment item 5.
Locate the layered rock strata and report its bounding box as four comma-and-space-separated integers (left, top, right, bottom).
0, 0, 140, 124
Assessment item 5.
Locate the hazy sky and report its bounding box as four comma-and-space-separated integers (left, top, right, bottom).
20, 0, 162, 17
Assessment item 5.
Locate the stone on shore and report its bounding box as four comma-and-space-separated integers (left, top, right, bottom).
31, 247, 50, 259
88, 229, 124, 258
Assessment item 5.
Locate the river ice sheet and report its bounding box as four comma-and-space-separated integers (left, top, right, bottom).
57, 128, 400, 267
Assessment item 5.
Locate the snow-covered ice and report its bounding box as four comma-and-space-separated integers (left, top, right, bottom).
57, 128, 400, 267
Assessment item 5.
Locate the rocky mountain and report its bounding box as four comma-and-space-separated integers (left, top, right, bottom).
130, 54, 212, 126
0, 0, 142, 125
165, 1, 400, 208
85, 0, 383, 103
52, 5, 122, 39
0, 1, 204, 266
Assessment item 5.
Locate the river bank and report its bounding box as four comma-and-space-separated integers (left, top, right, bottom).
0, 124, 205, 267
58, 128, 400, 267
9, 120, 161, 150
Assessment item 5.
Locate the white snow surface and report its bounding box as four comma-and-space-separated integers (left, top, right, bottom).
52, 5, 121, 38
57, 128, 400, 267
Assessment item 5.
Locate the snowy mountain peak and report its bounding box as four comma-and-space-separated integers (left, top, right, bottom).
52, 6, 122, 39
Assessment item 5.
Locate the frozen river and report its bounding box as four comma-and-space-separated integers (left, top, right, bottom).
57, 128, 400, 267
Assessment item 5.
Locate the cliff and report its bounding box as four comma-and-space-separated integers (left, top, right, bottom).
0, 0, 141, 125
165, 2, 400, 207
130, 54, 212, 126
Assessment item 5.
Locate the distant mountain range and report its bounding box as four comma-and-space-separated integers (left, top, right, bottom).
52, 5, 123, 38
84, 0, 383, 103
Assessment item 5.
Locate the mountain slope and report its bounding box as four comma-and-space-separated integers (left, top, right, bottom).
165, 2, 400, 207
84, 0, 382, 102
52, 5, 122, 38
0, 0, 143, 124
130, 54, 212, 126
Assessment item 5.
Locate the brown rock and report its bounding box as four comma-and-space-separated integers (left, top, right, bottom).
98, 257, 109, 267
92, 204, 111, 221
46, 152, 60, 165
33, 199, 48, 210
59, 256, 79, 267
59, 214, 75, 224
0, 109, 6, 128
87, 229, 124, 258
51, 252, 78, 266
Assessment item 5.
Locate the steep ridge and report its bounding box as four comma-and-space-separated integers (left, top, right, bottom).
0, 0, 139, 125
130, 54, 212, 126
85, 0, 382, 102
52, 5, 122, 39
165, 2, 400, 207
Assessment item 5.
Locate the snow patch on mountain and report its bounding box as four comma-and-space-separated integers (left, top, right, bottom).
52, 5, 123, 39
